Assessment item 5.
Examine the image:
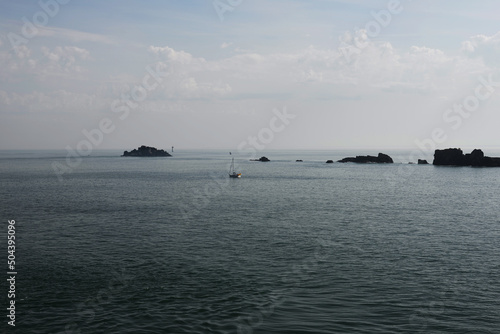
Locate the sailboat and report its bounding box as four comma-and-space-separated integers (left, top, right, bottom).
229, 157, 242, 178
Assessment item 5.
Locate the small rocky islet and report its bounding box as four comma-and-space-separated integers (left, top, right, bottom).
122, 145, 172, 157
337, 153, 393, 164
250, 156, 270, 162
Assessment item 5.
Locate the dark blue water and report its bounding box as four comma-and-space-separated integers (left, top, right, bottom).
1, 149, 499, 333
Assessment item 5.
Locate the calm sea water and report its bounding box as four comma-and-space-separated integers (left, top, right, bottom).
1, 149, 500, 333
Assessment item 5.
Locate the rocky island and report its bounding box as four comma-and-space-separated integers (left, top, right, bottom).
250, 156, 270, 162
338, 153, 393, 164
122, 145, 172, 157
433, 148, 500, 167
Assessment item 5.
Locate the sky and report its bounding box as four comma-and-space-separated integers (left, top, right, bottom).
1, 0, 500, 152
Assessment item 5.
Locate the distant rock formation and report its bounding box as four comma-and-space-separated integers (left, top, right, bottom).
296, 160, 303, 162
418, 159, 429, 165
326, 160, 334, 163
338, 153, 393, 164
433, 148, 500, 167
250, 156, 270, 162
122, 145, 172, 157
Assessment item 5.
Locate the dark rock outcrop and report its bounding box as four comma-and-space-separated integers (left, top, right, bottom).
251, 156, 270, 162
418, 159, 429, 165
338, 153, 393, 164
296, 160, 303, 162
433, 148, 464, 165
122, 145, 172, 157
326, 160, 334, 163
433, 148, 500, 167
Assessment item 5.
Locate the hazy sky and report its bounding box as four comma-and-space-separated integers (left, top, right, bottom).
1, 0, 500, 151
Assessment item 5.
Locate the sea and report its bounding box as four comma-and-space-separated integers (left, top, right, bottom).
1, 148, 499, 334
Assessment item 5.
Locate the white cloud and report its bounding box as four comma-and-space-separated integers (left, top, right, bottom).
460, 32, 500, 67
40, 46, 90, 76
148, 45, 232, 99
465, 32, 500, 50
0, 45, 37, 74
144, 36, 499, 103
2, 31, 500, 116
149, 45, 202, 65
0, 44, 90, 80
220, 42, 232, 49
14, 45, 32, 60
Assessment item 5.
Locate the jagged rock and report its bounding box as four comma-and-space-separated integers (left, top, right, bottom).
326, 160, 334, 163
122, 145, 172, 157
433, 148, 500, 167
418, 159, 429, 164
338, 153, 393, 164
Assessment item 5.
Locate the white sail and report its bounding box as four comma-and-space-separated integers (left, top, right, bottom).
229, 157, 241, 178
